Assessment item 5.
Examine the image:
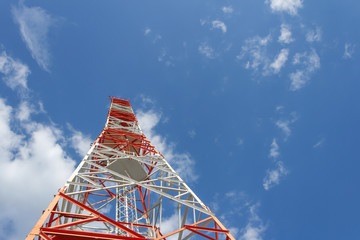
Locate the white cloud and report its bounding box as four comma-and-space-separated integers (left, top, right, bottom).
270, 48, 289, 73
264, 138, 288, 190
199, 42, 215, 59
0, 51, 29, 90
15, 101, 33, 121
266, 0, 303, 15
157, 49, 174, 67
188, 130, 196, 138
292, 52, 305, 65
153, 34, 162, 43
12, 4, 54, 71
158, 49, 167, 62
276, 112, 297, 140
276, 105, 284, 111
212, 20, 227, 33
67, 124, 92, 157
269, 138, 280, 159
313, 138, 325, 148
212, 191, 265, 240
240, 224, 265, 240
0, 51, 93, 239
160, 212, 179, 240
225, 191, 248, 206
144, 27, 151, 35
263, 161, 288, 190
290, 49, 320, 90
344, 43, 355, 59
289, 70, 307, 90
275, 120, 291, 139
0, 98, 76, 240
222, 6, 234, 14
306, 27, 321, 42
0, 100, 23, 161
278, 24, 294, 44
136, 107, 197, 182
237, 35, 272, 74
237, 138, 244, 146
239, 204, 266, 240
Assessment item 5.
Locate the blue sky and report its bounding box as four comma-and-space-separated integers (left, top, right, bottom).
0, 0, 359, 239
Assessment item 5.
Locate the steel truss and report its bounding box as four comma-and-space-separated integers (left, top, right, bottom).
26, 97, 235, 240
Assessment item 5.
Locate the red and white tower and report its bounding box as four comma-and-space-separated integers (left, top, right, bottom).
26, 97, 235, 240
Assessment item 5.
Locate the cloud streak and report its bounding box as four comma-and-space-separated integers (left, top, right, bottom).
276, 112, 298, 140
238, 204, 267, 240
12, 4, 55, 71
222, 6, 234, 14
344, 43, 355, 59
278, 24, 294, 44
269, 138, 280, 159
199, 42, 215, 59
263, 138, 288, 190
290, 49, 320, 90
237, 34, 272, 74
0, 51, 30, 90
212, 20, 227, 33
263, 161, 288, 190
270, 48, 289, 73
266, 0, 303, 15
306, 27, 322, 42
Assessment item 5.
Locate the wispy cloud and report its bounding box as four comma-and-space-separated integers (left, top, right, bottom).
212, 20, 227, 33
306, 26, 322, 42
187, 130, 196, 138
237, 137, 245, 146
0, 51, 30, 90
222, 6, 234, 14
263, 138, 288, 190
275, 111, 297, 140
67, 124, 93, 157
278, 24, 294, 44
343, 43, 355, 59
238, 204, 267, 240
201, 19, 228, 33
211, 191, 265, 239
12, 4, 55, 72
144, 27, 151, 35
136, 101, 197, 182
269, 138, 280, 159
237, 34, 272, 74
266, 0, 303, 15
270, 48, 289, 73
276, 105, 284, 111
160, 212, 180, 240
290, 49, 320, 90
263, 161, 288, 190
199, 42, 215, 59
313, 138, 325, 148
157, 48, 173, 66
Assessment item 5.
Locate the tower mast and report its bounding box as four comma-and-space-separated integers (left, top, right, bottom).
26, 97, 235, 240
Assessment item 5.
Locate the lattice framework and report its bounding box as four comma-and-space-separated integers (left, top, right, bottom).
26, 97, 235, 240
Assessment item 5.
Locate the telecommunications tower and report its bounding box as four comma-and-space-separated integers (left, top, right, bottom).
26, 97, 235, 240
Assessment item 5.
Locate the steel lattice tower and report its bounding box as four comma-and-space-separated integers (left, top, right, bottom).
26, 97, 235, 240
